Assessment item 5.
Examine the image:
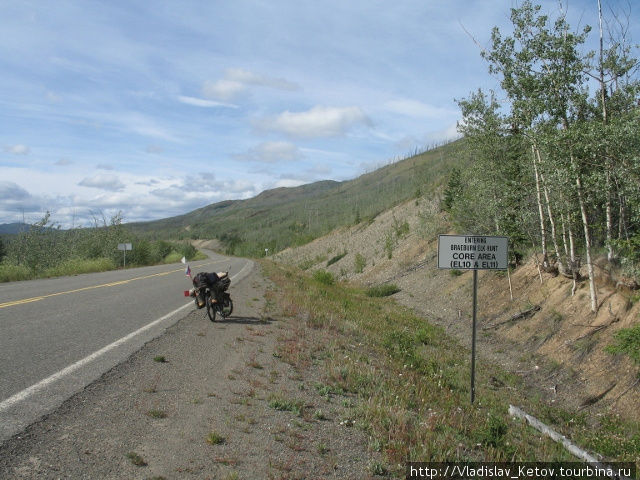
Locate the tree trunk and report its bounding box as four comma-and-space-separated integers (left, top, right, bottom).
572, 154, 598, 312
532, 145, 549, 269
568, 216, 578, 297
605, 170, 613, 261
537, 150, 560, 267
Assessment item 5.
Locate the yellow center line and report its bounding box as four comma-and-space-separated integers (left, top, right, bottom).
0, 259, 224, 310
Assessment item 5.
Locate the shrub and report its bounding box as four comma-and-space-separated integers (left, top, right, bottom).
354, 253, 366, 273
312, 269, 334, 286
366, 284, 400, 297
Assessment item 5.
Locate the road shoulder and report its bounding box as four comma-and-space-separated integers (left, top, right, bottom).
0, 264, 377, 479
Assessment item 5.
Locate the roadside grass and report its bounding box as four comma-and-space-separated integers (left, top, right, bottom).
366, 283, 400, 297
206, 431, 226, 445
261, 260, 640, 474
267, 393, 305, 417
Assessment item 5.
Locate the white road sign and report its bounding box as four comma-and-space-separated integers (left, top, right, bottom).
117, 243, 132, 251
438, 235, 508, 270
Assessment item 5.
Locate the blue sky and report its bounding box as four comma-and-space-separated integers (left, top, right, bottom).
1, 1, 638, 227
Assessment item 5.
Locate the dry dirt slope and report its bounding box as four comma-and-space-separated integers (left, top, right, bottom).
273, 196, 640, 423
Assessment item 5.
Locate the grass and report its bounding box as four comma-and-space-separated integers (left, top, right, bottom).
267, 393, 304, 417
153, 355, 167, 363
261, 259, 640, 473
366, 283, 400, 297
605, 324, 640, 365
312, 269, 334, 285
206, 431, 226, 445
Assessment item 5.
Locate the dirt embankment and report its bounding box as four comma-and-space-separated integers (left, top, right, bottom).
274, 197, 640, 423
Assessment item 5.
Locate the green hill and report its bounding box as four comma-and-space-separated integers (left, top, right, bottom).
129, 139, 465, 256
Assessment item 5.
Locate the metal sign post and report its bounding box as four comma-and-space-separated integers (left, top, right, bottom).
117, 243, 132, 267
438, 235, 508, 403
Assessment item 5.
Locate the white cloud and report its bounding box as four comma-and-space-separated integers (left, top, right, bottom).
178, 95, 238, 109
203, 79, 246, 101
78, 174, 125, 192
234, 141, 304, 163
203, 68, 299, 101
258, 106, 371, 138
54, 158, 73, 166
225, 68, 299, 91
4, 144, 30, 155
96, 163, 114, 170
384, 99, 457, 119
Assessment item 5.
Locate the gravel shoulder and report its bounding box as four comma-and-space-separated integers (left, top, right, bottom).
0, 264, 377, 480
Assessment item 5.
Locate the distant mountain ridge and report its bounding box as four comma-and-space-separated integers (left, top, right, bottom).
0, 223, 30, 235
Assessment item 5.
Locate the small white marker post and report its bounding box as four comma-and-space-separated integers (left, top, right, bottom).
438, 234, 508, 403
117, 243, 133, 268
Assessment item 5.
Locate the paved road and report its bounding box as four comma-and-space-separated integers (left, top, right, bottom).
0, 250, 253, 444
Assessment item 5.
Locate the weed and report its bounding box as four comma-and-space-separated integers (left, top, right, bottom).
317, 442, 330, 454
313, 409, 328, 420
369, 461, 387, 476
268, 394, 304, 416
206, 431, 226, 445
354, 253, 366, 273
153, 355, 167, 363
126, 451, 147, 466
449, 269, 463, 277
476, 414, 508, 448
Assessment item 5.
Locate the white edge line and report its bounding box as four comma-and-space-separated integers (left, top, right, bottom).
0, 301, 193, 414
0, 259, 254, 414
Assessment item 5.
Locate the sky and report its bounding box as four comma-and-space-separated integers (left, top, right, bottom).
1, 0, 638, 228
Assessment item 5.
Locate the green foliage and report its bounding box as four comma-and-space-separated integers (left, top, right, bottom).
392, 216, 410, 239
354, 253, 366, 273
442, 167, 463, 211
312, 269, 335, 286
366, 284, 400, 297
476, 414, 509, 448
384, 232, 393, 259
0, 211, 205, 281
605, 325, 640, 366
450, 0, 640, 294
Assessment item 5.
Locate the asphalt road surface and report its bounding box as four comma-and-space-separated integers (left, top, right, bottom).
0, 250, 252, 444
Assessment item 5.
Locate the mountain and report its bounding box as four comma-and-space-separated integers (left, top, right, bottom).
129, 139, 465, 256
0, 223, 30, 235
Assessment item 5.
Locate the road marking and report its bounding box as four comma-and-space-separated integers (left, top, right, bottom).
0, 259, 251, 413
0, 259, 224, 310
0, 302, 194, 414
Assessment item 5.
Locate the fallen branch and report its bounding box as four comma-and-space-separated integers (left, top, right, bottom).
508, 405, 632, 480
482, 305, 540, 330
